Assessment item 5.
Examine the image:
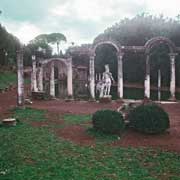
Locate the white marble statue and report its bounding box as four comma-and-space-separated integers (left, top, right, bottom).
97, 64, 114, 98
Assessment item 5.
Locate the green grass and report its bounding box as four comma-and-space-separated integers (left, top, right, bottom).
0, 71, 16, 90
87, 128, 121, 143
0, 108, 179, 180
63, 114, 91, 125
12, 107, 47, 122
0, 71, 30, 91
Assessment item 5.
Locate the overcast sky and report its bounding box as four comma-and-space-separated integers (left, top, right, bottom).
1, 0, 180, 51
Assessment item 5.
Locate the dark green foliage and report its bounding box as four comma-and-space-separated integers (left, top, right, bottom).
0, 71, 16, 90
0, 24, 20, 66
92, 109, 125, 134
129, 104, 170, 134
95, 44, 118, 81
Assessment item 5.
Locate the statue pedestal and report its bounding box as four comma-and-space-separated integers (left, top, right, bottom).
99, 95, 112, 103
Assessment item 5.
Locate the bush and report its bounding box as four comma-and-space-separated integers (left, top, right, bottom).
129, 104, 170, 134
92, 110, 125, 134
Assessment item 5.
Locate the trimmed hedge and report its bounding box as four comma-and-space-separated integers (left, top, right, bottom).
129, 104, 170, 134
92, 110, 125, 134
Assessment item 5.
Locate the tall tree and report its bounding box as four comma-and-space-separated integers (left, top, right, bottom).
47, 33, 67, 55
24, 35, 52, 66
30, 34, 48, 44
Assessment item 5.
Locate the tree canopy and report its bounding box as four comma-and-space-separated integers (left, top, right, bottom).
23, 32, 67, 66
47, 33, 67, 55
0, 23, 20, 67
100, 13, 180, 46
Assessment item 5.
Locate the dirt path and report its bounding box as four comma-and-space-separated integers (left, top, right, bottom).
31, 99, 121, 114
0, 88, 180, 153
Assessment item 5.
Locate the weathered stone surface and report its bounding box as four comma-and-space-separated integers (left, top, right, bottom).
99, 96, 112, 103
2, 118, 16, 126
31, 91, 46, 100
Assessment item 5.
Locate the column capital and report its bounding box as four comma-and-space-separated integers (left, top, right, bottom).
89, 50, 96, 58
16, 45, 24, 54
31, 55, 36, 62
90, 55, 95, 61
16, 49, 23, 54
117, 51, 124, 57
145, 52, 151, 57
67, 57, 72, 64
169, 53, 178, 58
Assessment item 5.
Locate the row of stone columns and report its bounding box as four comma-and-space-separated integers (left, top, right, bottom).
89, 52, 178, 100
18, 49, 178, 104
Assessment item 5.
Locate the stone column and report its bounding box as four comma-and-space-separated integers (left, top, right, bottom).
169, 53, 177, 101
158, 69, 161, 101
32, 55, 38, 92
67, 58, 73, 97
17, 49, 24, 107
31, 70, 33, 92
117, 52, 124, 99
38, 64, 43, 91
89, 54, 95, 99
144, 54, 150, 99
50, 61, 55, 97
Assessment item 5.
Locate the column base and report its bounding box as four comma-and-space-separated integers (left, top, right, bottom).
168, 96, 176, 101
65, 96, 74, 102
99, 95, 112, 103
16, 104, 25, 109
142, 97, 153, 105
89, 98, 96, 102
116, 98, 124, 104
32, 91, 46, 100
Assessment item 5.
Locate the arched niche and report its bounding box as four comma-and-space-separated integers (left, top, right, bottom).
144, 37, 177, 100
145, 36, 176, 54
38, 58, 73, 98
89, 38, 124, 99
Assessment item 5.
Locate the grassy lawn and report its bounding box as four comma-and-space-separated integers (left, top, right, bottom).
63, 114, 91, 125
0, 71, 16, 90
0, 108, 179, 180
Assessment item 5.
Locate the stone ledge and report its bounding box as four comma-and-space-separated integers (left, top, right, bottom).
99, 96, 112, 103
2, 118, 16, 126
31, 91, 46, 100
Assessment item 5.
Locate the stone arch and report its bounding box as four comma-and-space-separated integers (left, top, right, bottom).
92, 35, 121, 53
144, 37, 177, 100
41, 58, 68, 67
145, 36, 176, 54
89, 36, 122, 99
38, 57, 73, 98
92, 41, 120, 54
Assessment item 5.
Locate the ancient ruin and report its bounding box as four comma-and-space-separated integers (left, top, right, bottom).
16, 36, 180, 103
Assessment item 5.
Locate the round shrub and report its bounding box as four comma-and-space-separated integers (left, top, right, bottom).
129, 104, 169, 134
92, 109, 125, 134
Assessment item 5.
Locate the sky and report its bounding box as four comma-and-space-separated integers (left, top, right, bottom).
1, 0, 180, 52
